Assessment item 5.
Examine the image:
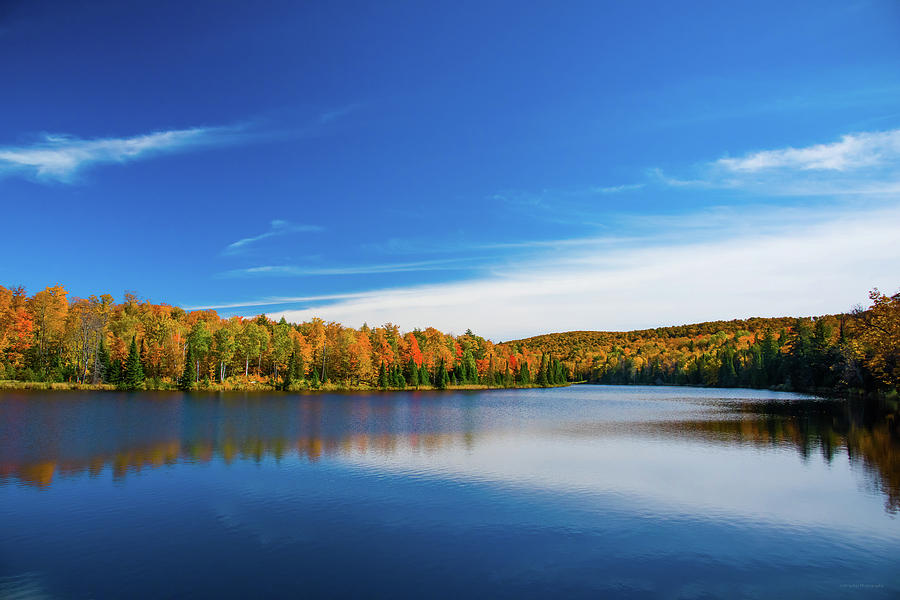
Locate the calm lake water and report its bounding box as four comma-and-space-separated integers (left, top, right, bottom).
1, 385, 898, 599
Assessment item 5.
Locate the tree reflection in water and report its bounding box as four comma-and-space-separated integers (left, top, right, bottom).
1, 391, 897, 513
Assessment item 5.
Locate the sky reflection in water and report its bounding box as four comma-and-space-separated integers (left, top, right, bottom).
1, 386, 898, 599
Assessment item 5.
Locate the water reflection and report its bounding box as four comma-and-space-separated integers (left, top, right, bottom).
629, 397, 900, 513
1, 388, 897, 514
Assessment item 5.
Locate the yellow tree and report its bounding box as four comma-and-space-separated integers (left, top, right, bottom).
27, 285, 69, 375
856, 289, 900, 388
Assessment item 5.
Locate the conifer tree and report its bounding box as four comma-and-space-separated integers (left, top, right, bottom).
378, 361, 388, 388
179, 344, 195, 391
537, 353, 549, 386
107, 359, 122, 385
435, 358, 448, 389
283, 352, 296, 390
95, 338, 110, 384
407, 358, 419, 388
310, 368, 320, 388
122, 336, 144, 391
517, 362, 531, 385
419, 364, 430, 386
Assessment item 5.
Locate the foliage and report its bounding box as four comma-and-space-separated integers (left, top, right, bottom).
0, 283, 896, 394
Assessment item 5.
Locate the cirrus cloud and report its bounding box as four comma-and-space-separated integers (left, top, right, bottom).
0, 125, 250, 182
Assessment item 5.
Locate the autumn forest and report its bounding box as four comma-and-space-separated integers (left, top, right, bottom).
0, 284, 897, 395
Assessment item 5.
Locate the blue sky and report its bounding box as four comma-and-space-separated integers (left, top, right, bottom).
1, 0, 899, 339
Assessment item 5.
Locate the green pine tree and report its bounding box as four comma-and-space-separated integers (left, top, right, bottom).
107, 359, 122, 385
435, 358, 449, 389
310, 368, 320, 388
95, 338, 110, 383
282, 352, 296, 390
179, 344, 195, 391
537, 354, 549, 387
122, 336, 145, 391
378, 361, 388, 388
517, 361, 530, 385
407, 358, 419, 388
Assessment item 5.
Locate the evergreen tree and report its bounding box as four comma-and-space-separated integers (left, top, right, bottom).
378, 361, 389, 389
406, 358, 419, 388
419, 364, 430, 386
453, 363, 464, 384
718, 347, 737, 387
179, 344, 195, 391
107, 359, 122, 385
537, 353, 549, 386
435, 358, 449, 389
310, 368, 320, 388
786, 320, 813, 390
95, 338, 110, 383
282, 352, 296, 390
517, 361, 531, 385
122, 336, 145, 391
464, 352, 478, 383
760, 329, 781, 386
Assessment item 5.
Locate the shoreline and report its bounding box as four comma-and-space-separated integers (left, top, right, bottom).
0, 380, 573, 393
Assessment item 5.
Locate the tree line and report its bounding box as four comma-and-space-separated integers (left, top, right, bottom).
511, 289, 899, 395
0, 284, 896, 394
0, 285, 566, 391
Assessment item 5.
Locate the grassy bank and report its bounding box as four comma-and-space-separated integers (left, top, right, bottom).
0, 379, 571, 393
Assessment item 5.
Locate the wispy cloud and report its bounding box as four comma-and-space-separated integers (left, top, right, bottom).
220, 257, 480, 278
716, 129, 900, 173
0, 103, 362, 184
184, 291, 370, 311
655, 128, 900, 196
590, 183, 645, 194
492, 182, 644, 209
0, 125, 248, 182
319, 103, 363, 124
223, 220, 323, 255
259, 204, 900, 339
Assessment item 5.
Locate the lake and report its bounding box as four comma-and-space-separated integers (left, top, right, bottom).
1, 385, 898, 599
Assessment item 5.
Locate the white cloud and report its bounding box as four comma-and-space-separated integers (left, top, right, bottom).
654, 128, 900, 196
223, 220, 323, 255
261, 204, 900, 340
222, 257, 479, 278
591, 183, 645, 194
0, 125, 246, 182
184, 292, 370, 311
716, 129, 900, 173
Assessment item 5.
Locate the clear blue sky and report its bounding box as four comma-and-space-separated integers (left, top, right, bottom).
1, 0, 899, 338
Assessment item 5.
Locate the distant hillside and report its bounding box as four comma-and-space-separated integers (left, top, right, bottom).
508, 315, 816, 354
505, 304, 897, 393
